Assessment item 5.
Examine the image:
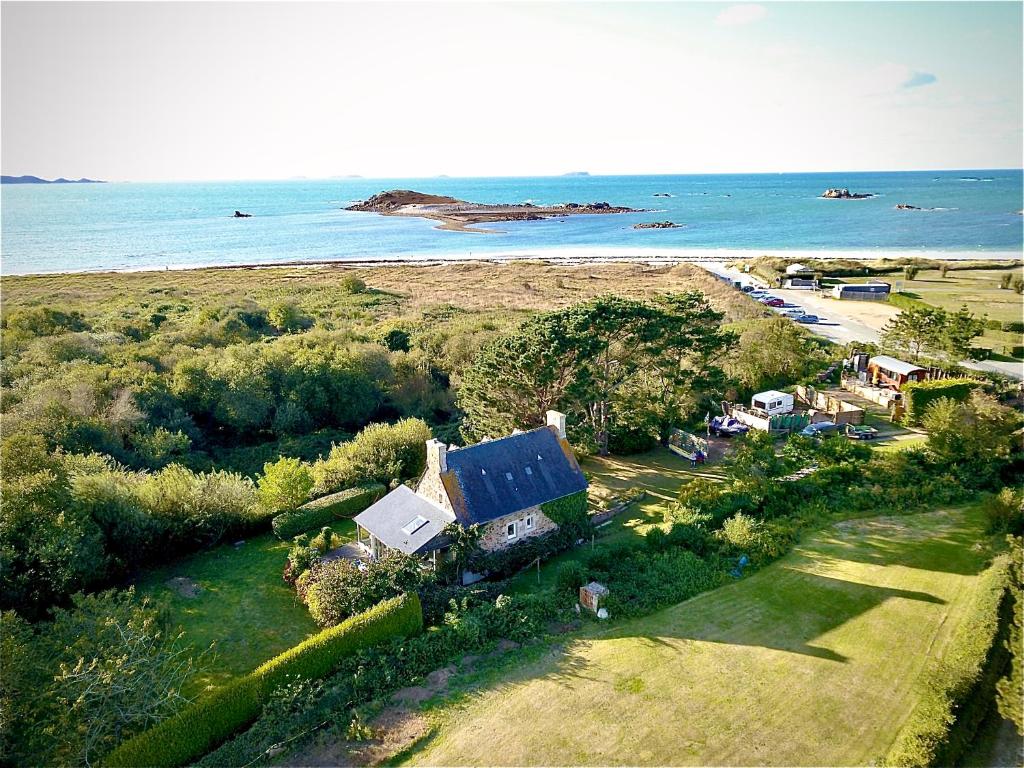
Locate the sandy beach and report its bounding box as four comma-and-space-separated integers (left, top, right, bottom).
8, 246, 1019, 277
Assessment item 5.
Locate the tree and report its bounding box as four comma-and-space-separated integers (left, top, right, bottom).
726, 317, 819, 392
943, 305, 985, 359
997, 537, 1023, 731
921, 392, 1018, 486
903, 265, 920, 281
458, 310, 592, 441
880, 306, 947, 361
629, 293, 735, 443
257, 456, 314, 514
1, 589, 209, 767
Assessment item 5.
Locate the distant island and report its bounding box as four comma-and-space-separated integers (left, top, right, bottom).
821, 188, 874, 199
345, 189, 642, 232
1, 174, 105, 184
634, 221, 682, 229
562, 171, 590, 177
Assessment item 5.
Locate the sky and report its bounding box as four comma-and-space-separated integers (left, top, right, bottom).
1, 1, 1021, 181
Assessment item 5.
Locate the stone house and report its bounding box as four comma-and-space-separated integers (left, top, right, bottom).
353, 411, 588, 564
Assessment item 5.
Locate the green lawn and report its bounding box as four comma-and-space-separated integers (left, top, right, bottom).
136, 518, 356, 693
410, 506, 996, 766
508, 449, 725, 592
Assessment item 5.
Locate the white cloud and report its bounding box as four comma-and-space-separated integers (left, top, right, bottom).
715, 4, 768, 27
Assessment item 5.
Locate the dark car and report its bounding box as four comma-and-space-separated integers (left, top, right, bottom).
795, 314, 819, 323
844, 424, 879, 440
760, 298, 785, 307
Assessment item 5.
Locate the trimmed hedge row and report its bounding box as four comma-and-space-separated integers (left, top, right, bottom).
102, 592, 422, 768
901, 379, 977, 426
883, 555, 1011, 767
887, 293, 932, 312
272, 482, 386, 539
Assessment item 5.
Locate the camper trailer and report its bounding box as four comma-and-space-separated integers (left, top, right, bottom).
750, 390, 794, 416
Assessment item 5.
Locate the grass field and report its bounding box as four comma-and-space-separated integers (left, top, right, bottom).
410, 506, 996, 766
136, 517, 356, 693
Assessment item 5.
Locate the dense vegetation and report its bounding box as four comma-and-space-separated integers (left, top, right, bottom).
2, 262, 1019, 766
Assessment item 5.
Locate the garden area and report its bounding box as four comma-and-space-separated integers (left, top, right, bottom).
409, 506, 1002, 766
134, 517, 357, 692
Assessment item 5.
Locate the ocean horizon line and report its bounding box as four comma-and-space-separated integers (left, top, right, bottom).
4, 168, 1023, 186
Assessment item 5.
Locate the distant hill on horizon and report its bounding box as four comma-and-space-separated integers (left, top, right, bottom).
1, 175, 106, 184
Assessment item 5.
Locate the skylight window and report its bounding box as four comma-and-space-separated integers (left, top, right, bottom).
505, 472, 513, 481
525, 466, 533, 475
401, 515, 428, 536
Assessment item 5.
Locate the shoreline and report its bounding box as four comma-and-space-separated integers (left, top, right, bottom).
2, 246, 1021, 278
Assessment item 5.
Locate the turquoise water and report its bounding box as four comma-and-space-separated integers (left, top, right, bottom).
1, 171, 1021, 274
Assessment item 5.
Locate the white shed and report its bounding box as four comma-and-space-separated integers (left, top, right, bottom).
751, 390, 794, 416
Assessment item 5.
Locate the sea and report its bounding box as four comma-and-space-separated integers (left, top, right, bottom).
1, 171, 1021, 275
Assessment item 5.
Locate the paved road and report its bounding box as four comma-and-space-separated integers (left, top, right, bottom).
704, 262, 1024, 381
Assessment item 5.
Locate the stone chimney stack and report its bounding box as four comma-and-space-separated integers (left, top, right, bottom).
546, 410, 567, 440
425, 438, 448, 474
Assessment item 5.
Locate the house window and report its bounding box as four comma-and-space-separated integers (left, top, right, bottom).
525, 516, 534, 530
506, 521, 517, 540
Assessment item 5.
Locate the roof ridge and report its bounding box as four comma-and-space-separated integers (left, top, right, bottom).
450, 425, 552, 453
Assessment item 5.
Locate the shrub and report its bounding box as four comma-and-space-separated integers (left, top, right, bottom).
883, 556, 1011, 768
554, 561, 587, 595
311, 419, 431, 495
999, 273, 1013, 290
1001, 320, 1024, 333
900, 379, 976, 426
306, 553, 424, 627
103, 593, 422, 768
982, 488, 1023, 535
540, 491, 590, 537
271, 483, 385, 539
666, 522, 712, 555
257, 457, 314, 515
340, 275, 367, 294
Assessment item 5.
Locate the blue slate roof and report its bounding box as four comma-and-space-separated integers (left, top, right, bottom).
445, 427, 587, 525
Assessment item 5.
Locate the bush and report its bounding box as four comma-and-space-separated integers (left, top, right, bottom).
340, 275, 367, 294
306, 553, 424, 627
103, 593, 422, 768
311, 419, 431, 495
900, 379, 977, 426
982, 488, 1023, 535
271, 483, 385, 539
257, 457, 314, 515
1001, 320, 1024, 334
554, 561, 587, 595
666, 522, 712, 555
883, 556, 1011, 768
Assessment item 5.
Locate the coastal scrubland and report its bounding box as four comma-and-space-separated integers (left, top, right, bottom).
2, 259, 1020, 768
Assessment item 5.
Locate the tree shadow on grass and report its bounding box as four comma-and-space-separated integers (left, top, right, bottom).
802, 512, 989, 577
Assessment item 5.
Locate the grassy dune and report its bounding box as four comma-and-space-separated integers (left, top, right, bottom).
410, 507, 995, 766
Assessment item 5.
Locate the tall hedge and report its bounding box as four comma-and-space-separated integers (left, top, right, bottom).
102, 592, 422, 768
882, 555, 1011, 767
901, 379, 977, 426
271, 482, 386, 539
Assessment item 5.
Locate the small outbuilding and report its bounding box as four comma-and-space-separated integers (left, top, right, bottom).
867, 355, 929, 390
831, 281, 891, 301
579, 581, 609, 614
751, 390, 795, 416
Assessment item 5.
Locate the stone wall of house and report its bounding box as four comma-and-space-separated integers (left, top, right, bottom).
478, 506, 558, 552
415, 467, 454, 514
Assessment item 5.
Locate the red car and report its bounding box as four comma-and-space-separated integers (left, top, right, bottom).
760, 298, 784, 307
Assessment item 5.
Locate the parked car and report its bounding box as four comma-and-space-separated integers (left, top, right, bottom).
799, 421, 841, 438
760, 298, 785, 307
781, 307, 807, 317
844, 424, 879, 440
709, 415, 750, 437
795, 314, 820, 323
741, 285, 755, 293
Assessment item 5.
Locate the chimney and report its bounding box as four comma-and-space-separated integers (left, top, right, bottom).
425, 438, 447, 474
546, 410, 567, 440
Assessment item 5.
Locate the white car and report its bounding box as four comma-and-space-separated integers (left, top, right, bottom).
781, 307, 807, 317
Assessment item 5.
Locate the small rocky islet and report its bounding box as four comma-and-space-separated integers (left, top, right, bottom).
821, 188, 875, 199
633, 221, 683, 229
